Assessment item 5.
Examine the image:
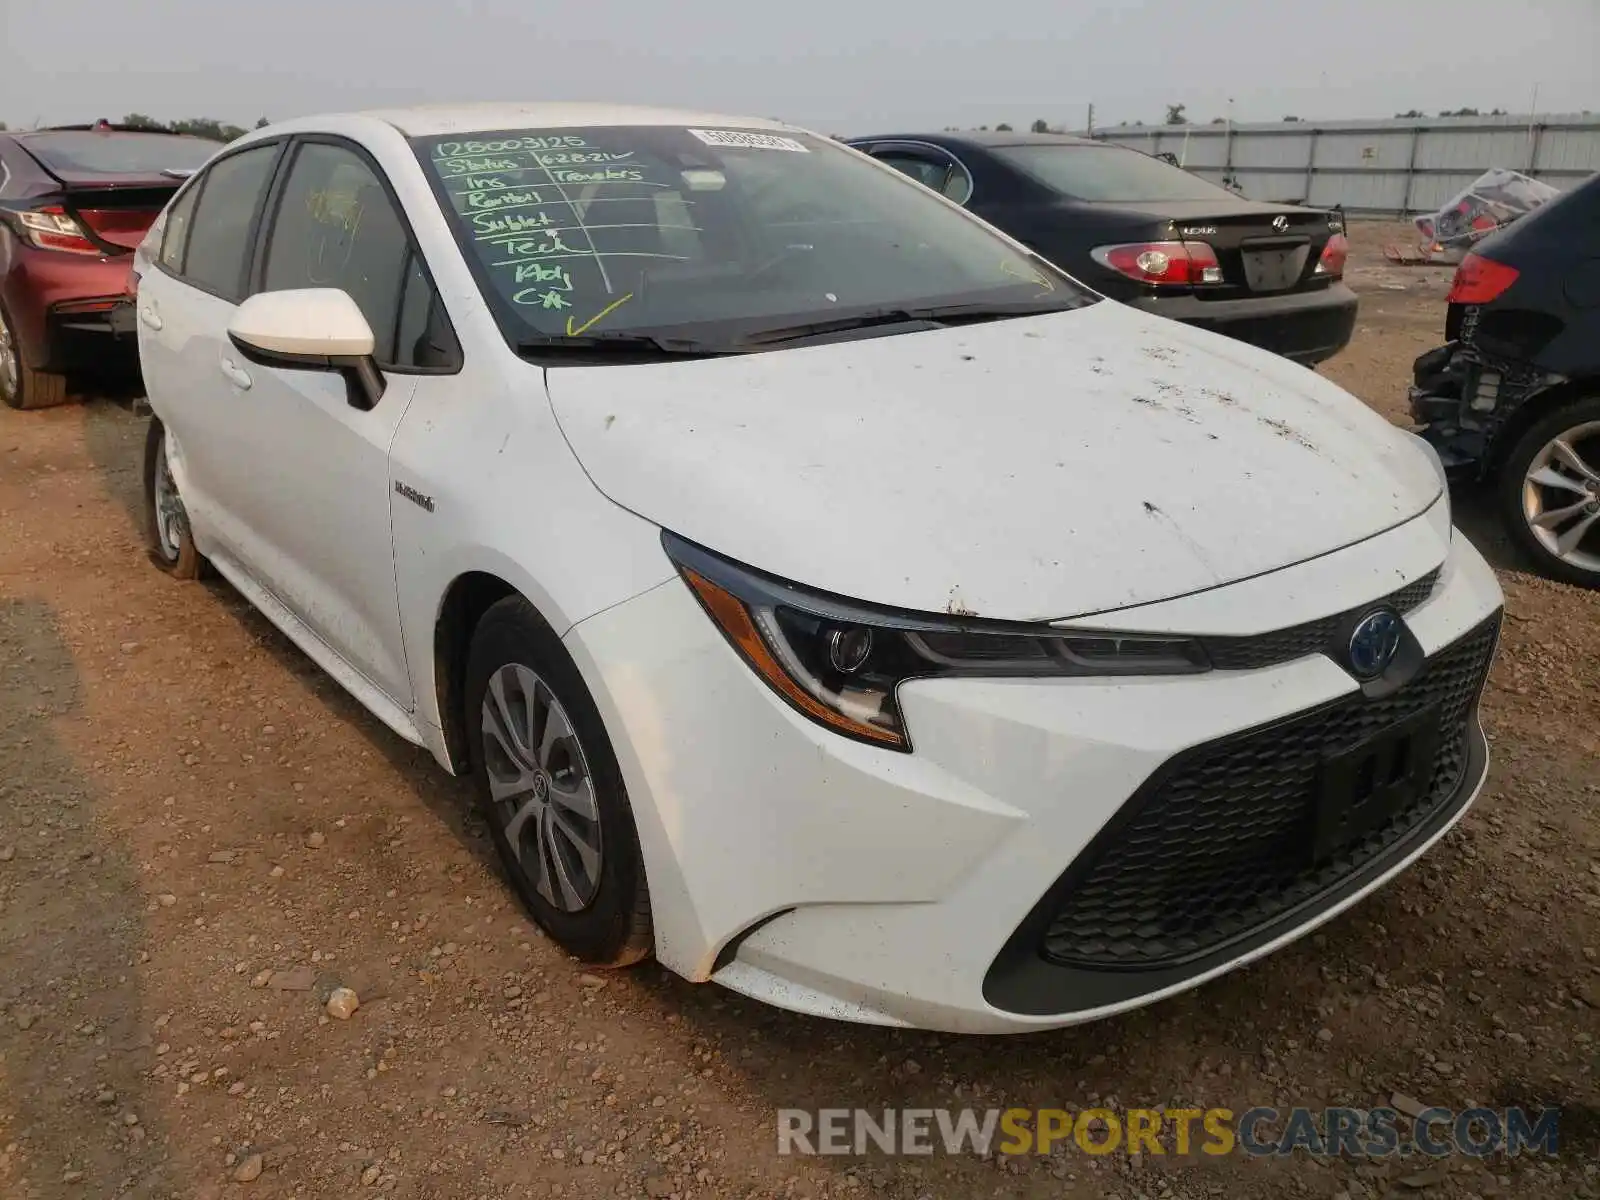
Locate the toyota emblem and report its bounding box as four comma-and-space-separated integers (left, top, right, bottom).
1347, 610, 1403, 679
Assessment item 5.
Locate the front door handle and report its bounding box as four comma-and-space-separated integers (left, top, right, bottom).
138, 305, 162, 331
219, 356, 252, 390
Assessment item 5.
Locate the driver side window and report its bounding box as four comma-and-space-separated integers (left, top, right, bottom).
258, 141, 459, 371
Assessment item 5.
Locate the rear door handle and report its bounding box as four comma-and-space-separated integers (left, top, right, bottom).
138, 305, 162, 331
219, 356, 252, 390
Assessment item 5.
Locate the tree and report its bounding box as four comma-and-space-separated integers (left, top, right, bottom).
166, 117, 247, 141
1439, 106, 1481, 117
1489, 108, 1507, 116
256, 116, 270, 129
1210, 117, 1226, 125
1165, 103, 1187, 126
1395, 109, 1425, 119
1030, 118, 1051, 134
995, 122, 1013, 132
1282, 115, 1302, 122
117, 113, 245, 142
0, 121, 7, 131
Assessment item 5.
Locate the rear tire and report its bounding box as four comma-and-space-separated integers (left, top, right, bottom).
0, 300, 71, 411
142, 417, 210, 579
1498, 395, 1600, 590
465, 596, 653, 967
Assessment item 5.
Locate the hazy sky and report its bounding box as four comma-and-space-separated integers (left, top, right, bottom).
2, 0, 1593, 133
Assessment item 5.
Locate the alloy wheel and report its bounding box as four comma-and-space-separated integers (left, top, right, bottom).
479, 663, 604, 912
0, 309, 18, 404
1520, 419, 1600, 576
152, 432, 188, 562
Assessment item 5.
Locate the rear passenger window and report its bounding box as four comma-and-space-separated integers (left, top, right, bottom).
261, 141, 455, 370
181, 145, 278, 300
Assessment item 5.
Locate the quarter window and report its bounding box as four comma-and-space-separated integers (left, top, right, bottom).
180, 145, 278, 300
875, 151, 974, 206
159, 183, 199, 273
261, 142, 455, 370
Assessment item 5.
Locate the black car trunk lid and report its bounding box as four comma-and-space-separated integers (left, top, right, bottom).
1082, 200, 1339, 298
1159, 205, 1335, 298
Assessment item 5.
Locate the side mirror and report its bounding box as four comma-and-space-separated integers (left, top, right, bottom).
228, 288, 386, 411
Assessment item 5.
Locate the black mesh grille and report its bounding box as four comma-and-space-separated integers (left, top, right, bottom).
1202, 568, 1440, 672
1041, 614, 1498, 971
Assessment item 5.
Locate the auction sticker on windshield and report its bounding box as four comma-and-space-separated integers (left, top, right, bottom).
688, 129, 809, 152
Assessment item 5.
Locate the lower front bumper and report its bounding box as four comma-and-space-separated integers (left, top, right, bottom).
981, 618, 1493, 1017
1128, 283, 1358, 366
566, 522, 1503, 1033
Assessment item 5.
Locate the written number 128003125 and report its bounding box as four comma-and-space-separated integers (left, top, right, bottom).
432, 136, 588, 158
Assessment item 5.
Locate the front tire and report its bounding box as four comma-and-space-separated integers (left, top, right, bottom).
1498, 396, 1600, 590
0, 299, 70, 411
142, 418, 210, 579
465, 596, 653, 967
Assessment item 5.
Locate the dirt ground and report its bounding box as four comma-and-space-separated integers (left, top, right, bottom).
1, 221, 1597, 1200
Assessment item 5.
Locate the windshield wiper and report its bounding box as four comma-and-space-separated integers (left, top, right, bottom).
513, 332, 738, 360
738, 300, 1078, 348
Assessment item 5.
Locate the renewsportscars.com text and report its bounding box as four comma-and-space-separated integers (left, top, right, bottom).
777, 1106, 1561, 1159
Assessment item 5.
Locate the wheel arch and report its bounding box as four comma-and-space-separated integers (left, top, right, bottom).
432, 570, 520, 773
1484, 375, 1600, 479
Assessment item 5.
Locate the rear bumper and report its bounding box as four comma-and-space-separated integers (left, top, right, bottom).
1407, 341, 1557, 479
1127, 283, 1358, 366
44, 298, 140, 377
0, 242, 140, 376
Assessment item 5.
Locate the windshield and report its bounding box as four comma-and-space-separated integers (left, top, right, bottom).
995, 143, 1238, 204
19, 132, 218, 175
414, 125, 1095, 351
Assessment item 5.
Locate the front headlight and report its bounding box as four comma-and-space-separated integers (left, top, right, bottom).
663, 532, 1211, 751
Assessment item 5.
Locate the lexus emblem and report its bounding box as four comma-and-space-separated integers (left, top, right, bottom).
1272, 215, 1290, 232
1347, 610, 1403, 679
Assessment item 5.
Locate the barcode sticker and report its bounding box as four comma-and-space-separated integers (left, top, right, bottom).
687, 129, 809, 153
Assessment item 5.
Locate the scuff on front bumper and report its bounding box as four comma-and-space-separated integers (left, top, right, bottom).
1408, 340, 1564, 478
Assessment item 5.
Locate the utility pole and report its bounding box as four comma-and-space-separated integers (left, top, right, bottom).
1086, 102, 1095, 136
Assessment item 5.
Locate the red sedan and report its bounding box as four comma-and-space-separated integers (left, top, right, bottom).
1, 125, 217, 410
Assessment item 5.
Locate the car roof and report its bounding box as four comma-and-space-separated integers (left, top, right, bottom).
328, 103, 796, 138
851, 131, 1102, 149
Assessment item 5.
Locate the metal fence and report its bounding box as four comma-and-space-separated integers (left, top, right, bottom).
1080, 113, 1600, 215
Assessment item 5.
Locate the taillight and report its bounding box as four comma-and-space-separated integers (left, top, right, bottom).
1090, 240, 1222, 286
1314, 233, 1349, 277
15, 205, 100, 255
1447, 253, 1520, 305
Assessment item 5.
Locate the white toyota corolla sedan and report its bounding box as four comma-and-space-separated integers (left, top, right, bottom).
132, 103, 1504, 1033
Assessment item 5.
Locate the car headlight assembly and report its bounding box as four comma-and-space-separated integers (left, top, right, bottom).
662, 532, 1211, 752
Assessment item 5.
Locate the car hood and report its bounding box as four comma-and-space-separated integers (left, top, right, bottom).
546, 301, 1441, 621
